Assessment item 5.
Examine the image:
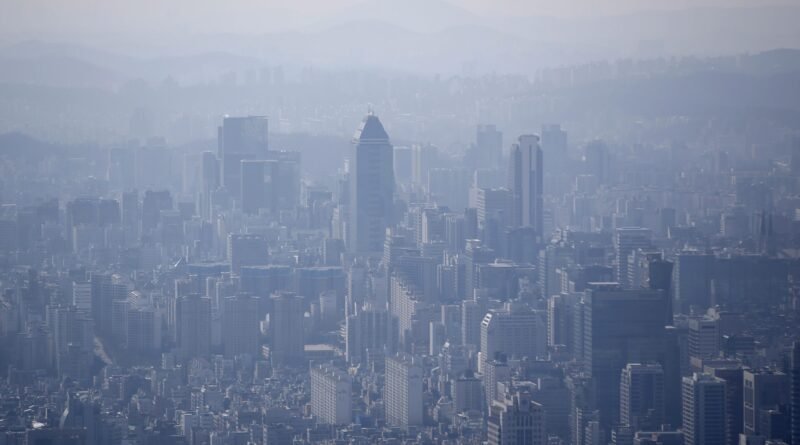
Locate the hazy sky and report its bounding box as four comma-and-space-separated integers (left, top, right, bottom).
1, 0, 786, 37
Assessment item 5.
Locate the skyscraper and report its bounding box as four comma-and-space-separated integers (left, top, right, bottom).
349, 113, 394, 254
705, 362, 744, 445
221, 294, 261, 358
791, 341, 800, 445
743, 369, 789, 437
576, 284, 668, 434
682, 373, 726, 445
508, 134, 544, 236
620, 363, 665, 432
218, 116, 269, 199
200, 151, 219, 220
614, 227, 652, 288
174, 294, 212, 361
270, 292, 305, 367
385, 353, 423, 429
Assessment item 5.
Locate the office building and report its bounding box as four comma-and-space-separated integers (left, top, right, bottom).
743, 369, 789, 436
674, 251, 714, 312
228, 234, 269, 274
345, 308, 397, 366
682, 373, 726, 445
614, 227, 651, 288
349, 113, 394, 254
221, 294, 261, 358
487, 388, 547, 445
792, 342, 800, 445
576, 284, 668, 433
480, 301, 546, 372
72, 280, 92, 313
453, 370, 483, 414
620, 363, 665, 432
174, 295, 212, 361
705, 361, 744, 445
270, 292, 305, 367
508, 134, 544, 236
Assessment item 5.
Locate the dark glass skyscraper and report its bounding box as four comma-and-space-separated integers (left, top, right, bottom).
349, 114, 394, 254
508, 134, 543, 237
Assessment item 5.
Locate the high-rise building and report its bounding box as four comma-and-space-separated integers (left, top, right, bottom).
464, 239, 496, 298
508, 134, 544, 235
480, 301, 546, 372
614, 227, 652, 288
200, 151, 219, 220
674, 251, 714, 312
705, 361, 744, 445
310, 363, 352, 425
791, 341, 800, 445
484, 354, 512, 409
688, 316, 720, 364
385, 353, 423, 429
682, 373, 726, 445
72, 280, 92, 313
349, 114, 394, 254
487, 388, 547, 445
270, 292, 305, 367
221, 294, 261, 358
461, 298, 486, 349
218, 116, 269, 199
174, 294, 212, 361
620, 363, 665, 432
474, 124, 503, 170
453, 370, 483, 414
90, 272, 124, 335
743, 369, 789, 437
475, 187, 513, 250
141, 190, 172, 236
228, 234, 269, 274
240, 159, 268, 215
576, 284, 668, 434
49, 306, 95, 384
345, 308, 397, 366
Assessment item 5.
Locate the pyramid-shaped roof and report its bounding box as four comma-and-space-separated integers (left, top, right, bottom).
354, 114, 389, 141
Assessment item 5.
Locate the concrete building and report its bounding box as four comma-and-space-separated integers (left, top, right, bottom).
310, 363, 352, 425
488, 388, 547, 445
385, 353, 423, 429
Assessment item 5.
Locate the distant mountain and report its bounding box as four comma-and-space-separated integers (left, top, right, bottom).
309, 0, 477, 32
1, 3, 799, 86
0, 55, 122, 88
494, 4, 800, 58
0, 132, 58, 160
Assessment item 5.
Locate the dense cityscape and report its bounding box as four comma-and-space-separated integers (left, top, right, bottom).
2, 1, 800, 445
